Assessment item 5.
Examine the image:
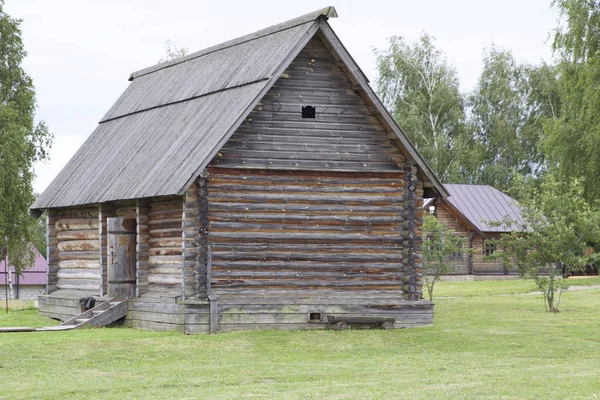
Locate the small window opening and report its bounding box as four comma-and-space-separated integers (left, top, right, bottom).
485, 241, 497, 256
302, 106, 316, 119
451, 243, 464, 260
309, 312, 322, 322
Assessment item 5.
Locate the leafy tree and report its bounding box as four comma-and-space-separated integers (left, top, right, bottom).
543, 0, 600, 203
495, 173, 600, 312
421, 214, 466, 301
468, 47, 549, 191
157, 40, 188, 63
375, 34, 472, 183
0, 1, 52, 274
31, 211, 47, 259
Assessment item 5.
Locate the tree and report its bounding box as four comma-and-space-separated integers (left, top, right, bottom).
421, 214, 466, 301
157, 40, 188, 63
542, 0, 600, 203
31, 211, 47, 258
0, 1, 52, 275
375, 34, 472, 183
468, 47, 549, 191
495, 173, 600, 312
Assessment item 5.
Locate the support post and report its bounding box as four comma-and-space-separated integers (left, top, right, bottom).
46, 209, 59, 295
196, 169, 210, 299
136, 201, 149, 297
402, 164, 420, 301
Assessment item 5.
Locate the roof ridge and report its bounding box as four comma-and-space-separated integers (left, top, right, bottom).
129, 6, 337, 81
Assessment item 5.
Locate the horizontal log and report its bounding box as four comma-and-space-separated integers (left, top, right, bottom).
148, 228, 182, 239
148, 247, 182, 256
58, 240, 100, 252
148, 238, 181, 248
208, 243, 401, 253
209, 222, 400, 234
57, 251, 100, 261
216, 148, 396, 163
57, 269, 101, 280
149, 200, 182, 212
56, 208, 99, 218
148, 265, 181, 275
57, 279, 100, 291
58, 260, 101, 270
213, 282, 401, 290
209, 191, 402, 205
212, 158, 401, 172
212, 271, 403, 280
55, 218, 99, 231
230, 132, 392, 146
148, 218, 181, 230
126, 310, 184, 325
115, 207, 137, 218
209, 231, 402, 243
209, 184, 403, 195
56, 230, 99, 241
148, 210, 182, 220
212, 251, 402, 262
209, 202, 403, 214
147, 275, 182, 285
148, 255, 182, 266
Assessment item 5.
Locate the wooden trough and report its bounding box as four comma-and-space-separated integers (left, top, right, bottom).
326, 315, 396, 330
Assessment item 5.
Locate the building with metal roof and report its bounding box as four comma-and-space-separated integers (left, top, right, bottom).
426, 184, 523, 275
0, 253, 47, 300
33, 7, 446, 333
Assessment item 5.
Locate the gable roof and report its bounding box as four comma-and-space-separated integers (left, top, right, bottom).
32, 7, 445, 211
443, 184, 523, 233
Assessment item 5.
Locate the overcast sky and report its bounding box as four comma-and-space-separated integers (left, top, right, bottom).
4, 0, 559, 194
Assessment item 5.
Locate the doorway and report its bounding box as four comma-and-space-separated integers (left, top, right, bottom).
107, 217, 137, 298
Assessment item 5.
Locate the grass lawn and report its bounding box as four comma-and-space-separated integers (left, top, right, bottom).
1, 280, 600, 399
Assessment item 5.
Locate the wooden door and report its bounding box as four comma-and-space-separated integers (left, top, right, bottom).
107, 217, 136, 297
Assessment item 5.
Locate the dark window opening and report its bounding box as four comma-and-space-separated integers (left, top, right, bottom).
485, 241, 497, 256
302, 106, 316, 119
309, 312, 322, 322
451, 243, 464, 260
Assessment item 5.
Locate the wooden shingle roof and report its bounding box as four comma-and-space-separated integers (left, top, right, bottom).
32, 6, 445, 211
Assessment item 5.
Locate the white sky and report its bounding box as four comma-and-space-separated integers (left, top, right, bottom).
4, 0, 559, 194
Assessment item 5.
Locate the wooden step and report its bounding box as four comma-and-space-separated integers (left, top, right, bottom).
75, 318, 90, 324
91, 310, 105, 315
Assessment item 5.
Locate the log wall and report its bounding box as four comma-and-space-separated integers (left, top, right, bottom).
46, 209, 59, 294
472, 233, 518, 274
182, 181, 200, 299
98, 204, 115, 295
137, 201, 150, 296
207, 168, 406, 294
147, 197, 183, 297
433, 204, 471, 274
54, 206, 101, 294
212, 36, 405, 173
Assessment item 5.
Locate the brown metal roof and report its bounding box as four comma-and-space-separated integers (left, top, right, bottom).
444, 184, 523, 233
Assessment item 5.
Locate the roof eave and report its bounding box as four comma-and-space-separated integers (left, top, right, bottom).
316, 20, 448, 199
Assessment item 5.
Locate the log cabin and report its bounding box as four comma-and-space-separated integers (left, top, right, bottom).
30, 7, 448, 333
425, 184, 523, 276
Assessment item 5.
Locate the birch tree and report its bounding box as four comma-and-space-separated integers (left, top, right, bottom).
375, 34, 472, 183
0, 1, 52, 274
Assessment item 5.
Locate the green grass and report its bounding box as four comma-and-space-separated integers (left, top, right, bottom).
1, 281, 600, 399
0, 301, 57, 328
433, 276, 600, 297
